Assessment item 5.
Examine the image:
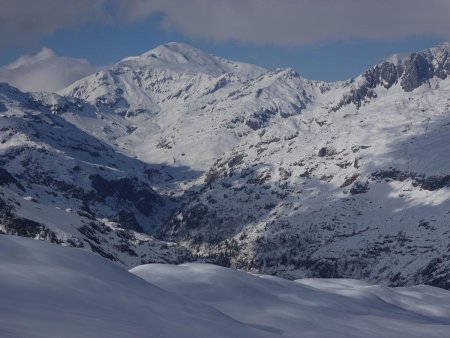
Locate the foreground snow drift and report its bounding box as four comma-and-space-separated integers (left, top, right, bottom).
131, 263, 450, 338
1, 236, 450, 338
0, 236, 263, 338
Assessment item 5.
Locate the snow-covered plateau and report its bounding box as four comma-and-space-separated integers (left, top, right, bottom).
1, 235, 450, 338
1, 42, 450, 335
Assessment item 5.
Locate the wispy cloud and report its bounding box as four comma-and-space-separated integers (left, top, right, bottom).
0, 48, 98, 92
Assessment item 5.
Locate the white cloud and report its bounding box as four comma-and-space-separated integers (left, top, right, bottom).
0, 48, 98, 92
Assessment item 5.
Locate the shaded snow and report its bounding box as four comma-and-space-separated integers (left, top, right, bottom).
1, 235, 450, 337
0, 236, 265, 338
132, 263, 450, 338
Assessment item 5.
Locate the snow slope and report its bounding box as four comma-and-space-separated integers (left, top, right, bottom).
132, 263, 450, 338
1, 235, 450, 338
0, 236, 265, 338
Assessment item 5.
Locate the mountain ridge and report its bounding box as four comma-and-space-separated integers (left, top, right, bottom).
1, 42, 450, 288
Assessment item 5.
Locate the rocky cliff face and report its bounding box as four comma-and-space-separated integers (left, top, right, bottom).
333, 43, 450, 111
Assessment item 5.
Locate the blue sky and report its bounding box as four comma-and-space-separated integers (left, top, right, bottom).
0, 13, 443, 81
1, 0, 449, 91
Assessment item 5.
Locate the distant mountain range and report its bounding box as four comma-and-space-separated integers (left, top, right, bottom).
1, 42, 450, 289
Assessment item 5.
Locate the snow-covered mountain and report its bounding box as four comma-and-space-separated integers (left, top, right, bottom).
0, 82, 192, 267
162, 43, 450, 288
2, 235, 450, 338
59, 42, 321, 171
1, 42, 450, 289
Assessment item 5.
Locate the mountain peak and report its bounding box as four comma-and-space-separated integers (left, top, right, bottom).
141, 42, 213, 64
119, 42, 266, 80
355, 42, 450, 94
386, 42, 450, 64
330, 42, 450, 111
120, 42, 220, 68
433, 41, 450, 52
